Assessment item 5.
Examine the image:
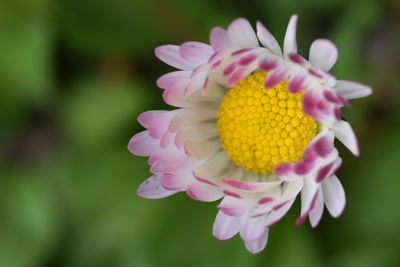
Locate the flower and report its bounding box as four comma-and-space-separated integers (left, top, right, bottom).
128, 14, 372, 253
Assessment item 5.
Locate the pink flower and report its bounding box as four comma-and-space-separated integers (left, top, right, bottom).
128, 15, 372, 253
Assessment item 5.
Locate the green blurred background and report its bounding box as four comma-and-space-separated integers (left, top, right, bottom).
0, 0, 399, 266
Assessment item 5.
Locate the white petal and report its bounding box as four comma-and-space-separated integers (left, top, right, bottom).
322, 175, 346, 217
283, 14, 298, 55
334, 80, 373, 100
155, 45, 196, 70
137, 175, 177, 199
334, 120, 359, 156
309, 39, 338, 71
296, 176, 319, 226
184, 138, 221, 160
308, 189, 324, 228
244, 228, 269, 254
212, 210, 241, 240
192, 151, 231, 182
227, 18, 259, 47
256, 21, 282, 54
240, 215, 267, 241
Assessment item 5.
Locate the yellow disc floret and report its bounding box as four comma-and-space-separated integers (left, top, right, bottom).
216, 72, 317, 174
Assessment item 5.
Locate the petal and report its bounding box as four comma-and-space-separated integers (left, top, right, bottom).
128, 131, 159, 156
155, 149, 194, 173
155, 45, 196, 70
227, 18, 259, 47
179, 41, 213, 65
161, 172, 193, 191
258, 57, 278, 71
322, 175, 345, 217
244, 228, 269, 254
240, 215, 267, 241
162, 79, 191, 107
264, 67, 289, 88
309, 39, 338, 71
256, 21, 282, 54
137, 175, 177, 199
334, 80, 372, 100
228, 62, 259, 87
210, 27, 232, 50
288, 74, 307, 94
184, 138, 221, 160
156, 71, 191, 90
296, 176, 319, 227
192, 152, 231, 182
169, 108, 217, 132
147, 110, 179, 139
222, 179, 282, 193
265, 198, 296, 227
308, 189, 324, 228
283, 14, 298, 55
138, 110, 168, 129
334, 120, 359, 156
186, 180, 223, 202
212, 210, 241, 241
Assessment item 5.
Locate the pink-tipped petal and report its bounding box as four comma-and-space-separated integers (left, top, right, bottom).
283, 15, 298, 55
288, 53, 306, 65
223, 61, 238, 76
296, 177, 319, 227
155, 45, 196, 70
137, 175, 177, 199
222, 179, 281, 193
322, 175, 345, 217
128, 131, 159, 156
186, 180, 223, 202
156, 71, 190, 90
258, 57, 278, 71
228, 66, 254, 87
288, 74, 306, 94
265, 198, 295, 227
244, 228, 269, 254
256, 21, 281, 54
258, 197, 275, 205
308, 189, 324, 228
334, 120, 359, 156
334, 80, 373, 100
264, 68, 288, 88
210, 27, 232, 51
179, 41, 213, 65
227, 18, 259, 47
212, 210, 241, 241
313, 134, 334, 158
309, 39, 338, 71
238, 53, 258, 66
275, 163, 300, 181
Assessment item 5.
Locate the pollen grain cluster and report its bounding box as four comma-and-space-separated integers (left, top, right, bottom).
216, 72, 317, 174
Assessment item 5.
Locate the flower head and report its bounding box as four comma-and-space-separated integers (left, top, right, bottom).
128, 15, 372, 253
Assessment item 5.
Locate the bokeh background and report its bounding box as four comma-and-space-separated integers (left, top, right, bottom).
0, 0, 399, 266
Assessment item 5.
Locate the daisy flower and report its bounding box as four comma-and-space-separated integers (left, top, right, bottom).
128, 14, 372, 253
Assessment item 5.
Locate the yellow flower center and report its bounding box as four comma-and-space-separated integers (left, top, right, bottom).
216, 72, 317, 174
